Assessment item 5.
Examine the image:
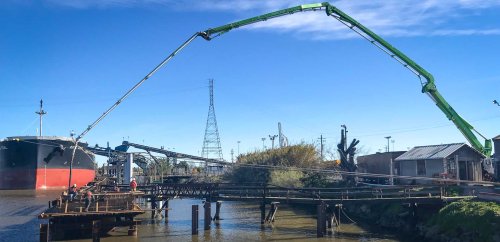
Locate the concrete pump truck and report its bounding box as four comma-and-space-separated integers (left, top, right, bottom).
74, 3, 496, 182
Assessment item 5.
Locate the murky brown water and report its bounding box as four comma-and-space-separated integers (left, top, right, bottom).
0, 190, 398, 241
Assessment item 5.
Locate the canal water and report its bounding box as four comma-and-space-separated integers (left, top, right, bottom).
0, 190, 398, 241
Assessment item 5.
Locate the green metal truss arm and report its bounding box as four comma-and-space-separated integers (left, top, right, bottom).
198, 2, 492, 156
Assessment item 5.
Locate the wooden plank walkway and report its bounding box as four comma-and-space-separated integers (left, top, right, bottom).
104, 183, 472, 205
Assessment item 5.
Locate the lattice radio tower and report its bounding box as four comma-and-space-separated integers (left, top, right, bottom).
201, 79, 223, 160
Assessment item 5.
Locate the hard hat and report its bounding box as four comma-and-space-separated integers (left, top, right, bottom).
73, 184, 77, 187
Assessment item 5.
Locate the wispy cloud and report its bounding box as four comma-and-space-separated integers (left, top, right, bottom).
44, 0, 500, 39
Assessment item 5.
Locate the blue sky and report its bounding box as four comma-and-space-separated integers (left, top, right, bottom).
1, 0, 499, 163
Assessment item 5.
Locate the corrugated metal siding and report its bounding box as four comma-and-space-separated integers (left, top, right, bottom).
395, 143, 465, 161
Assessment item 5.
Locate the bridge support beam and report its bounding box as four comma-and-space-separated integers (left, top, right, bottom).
192, 205, 199, 235
204, 201, 211, 230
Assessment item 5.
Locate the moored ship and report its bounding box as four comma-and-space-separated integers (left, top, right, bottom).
0, 100, 95, 190
0, 136, 95, 190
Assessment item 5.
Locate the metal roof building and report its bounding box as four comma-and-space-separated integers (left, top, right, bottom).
395, 143, 484, 184
395, 143, 484, 161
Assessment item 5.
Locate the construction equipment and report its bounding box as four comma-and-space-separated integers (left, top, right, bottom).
197, 2, 494, 174
73, 2, 494, 177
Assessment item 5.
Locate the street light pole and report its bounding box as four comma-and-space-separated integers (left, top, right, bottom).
385, 136, 392, 152
269, 135, 278, 149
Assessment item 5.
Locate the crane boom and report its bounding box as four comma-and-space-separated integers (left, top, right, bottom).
199, 2, 492, 157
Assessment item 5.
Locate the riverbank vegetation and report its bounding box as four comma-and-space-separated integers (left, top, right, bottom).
422, 199, 500, 241
225, 144, 338, 187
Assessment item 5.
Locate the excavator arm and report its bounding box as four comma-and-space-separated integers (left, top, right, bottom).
199, 2, 492, 157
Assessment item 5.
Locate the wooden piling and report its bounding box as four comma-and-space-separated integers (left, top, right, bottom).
326, 205, 333, 229
128, 220, 138, 236
260, 202, 266, 224
213, 201, 222, 221
163, 199, 169, 219
151, 197, 157, 219
92, 220, 101, 242
192, 205, 199, 235
316, 204, 325, 238
39, 224, 48, 242
265, 202, 279, 223
204, 201, 211, 230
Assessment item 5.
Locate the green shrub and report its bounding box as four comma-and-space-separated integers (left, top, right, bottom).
427, 199, 500, 241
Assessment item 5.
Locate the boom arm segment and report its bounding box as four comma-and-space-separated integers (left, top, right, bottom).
199, 2, 492, 156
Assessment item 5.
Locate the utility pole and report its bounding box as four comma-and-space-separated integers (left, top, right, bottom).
237, 141, 241, 156
391, 139, 395, 152
269, 135, 278, 149
318, 135, 326, 160
35, 99, 47, 137
385, 136, 392, 152
230, 149, 234, 163
261, 137, 266, 150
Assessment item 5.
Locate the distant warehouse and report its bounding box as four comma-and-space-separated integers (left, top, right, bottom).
395, 143, 484, 184
357, 151, 405, 184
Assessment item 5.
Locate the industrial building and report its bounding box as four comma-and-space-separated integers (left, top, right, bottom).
357, 151, 405, 184
395, 143, 484, 184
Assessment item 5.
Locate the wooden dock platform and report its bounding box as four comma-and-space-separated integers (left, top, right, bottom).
39, 191, 145, 241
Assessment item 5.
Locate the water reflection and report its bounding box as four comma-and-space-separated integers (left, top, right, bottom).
0, 191, 398, 241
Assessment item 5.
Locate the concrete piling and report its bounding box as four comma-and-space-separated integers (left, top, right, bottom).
192, 205, 199, 235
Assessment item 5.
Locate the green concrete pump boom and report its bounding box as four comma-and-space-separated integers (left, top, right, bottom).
198, 2, 492, 157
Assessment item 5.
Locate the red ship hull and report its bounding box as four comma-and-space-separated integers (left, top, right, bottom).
35, 168, 95, 190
